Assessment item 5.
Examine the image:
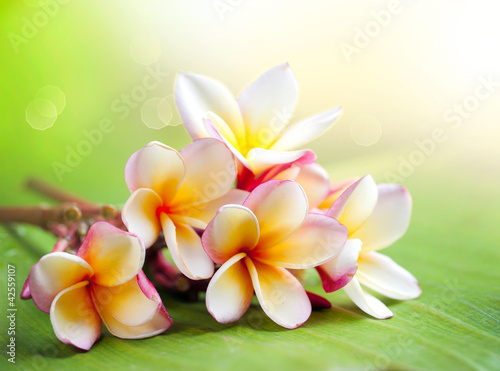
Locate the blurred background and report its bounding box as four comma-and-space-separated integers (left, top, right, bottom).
1, 0, 499, 207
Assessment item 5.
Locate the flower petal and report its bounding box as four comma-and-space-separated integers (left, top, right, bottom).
202, 205, 260, 265
50, 281, 101, 350
246, 148, 316, 175
270, 107, 342, 151
161, 214, 214, 280
206, 253, 254, 324
253, 213, 348, 269
175, 72, 245, 140
122, 188, 163, 248
316, 239, 362, 293
245, 258, 311, 329
78, 221, 145, 287
238, 63, 298, 149
91, 276, 161, 327
29, 252, 93, 313
306, 291, 332, 310
343, 277, 393, 319
170, 138, 237, 206
203, 111, 240, 149
356, 252, 421, 300
351, 184, 412, 252
326, 174, 378, 234
125, 141, 185, 204
243, 180, 308, 248
318, 177, 359, 210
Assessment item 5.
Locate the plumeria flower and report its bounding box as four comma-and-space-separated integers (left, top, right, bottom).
316, 175, 421, 319
28, 221, 172, 350
122, 138, 248, 280
202, 180, 348, 328
175, 63, 342, 178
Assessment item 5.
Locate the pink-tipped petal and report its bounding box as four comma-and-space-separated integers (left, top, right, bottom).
306, 291, 332, 310
170, 138, 237, 207
206, 253, 254, 324
50, 281, 101, 350
343, 277, 393, 319
253, 213, 348, 269
246, 148, 315, 175
270, 107, 342, 152
238, 63, 298, 149
293, 163, 331, 209
326, 175, 378, 234
318, 177, 359, 210
78, 222, 145, 287
124, 141, 185, 203
161, 215, 214, 280
316, 239, 362, 293
175, 72, 245, 140
245, 258, 311, 329
122, 188, 163, 248
202, 205, 260, 265
20, 274, 32, 300
351, 184, 412, 252
29, 252, 93, 313
356, 252, 421, 300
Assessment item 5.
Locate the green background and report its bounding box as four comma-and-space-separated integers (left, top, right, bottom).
1, 1, 499, 370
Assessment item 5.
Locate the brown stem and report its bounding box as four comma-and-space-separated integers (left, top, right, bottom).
26, 178, 97, 207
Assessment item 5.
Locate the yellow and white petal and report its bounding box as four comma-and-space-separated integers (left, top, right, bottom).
316, 239, 362, 293
175, 72, 245, 141
246, 147, 315, 175
238, 63, 298, 149
206, 253, 254, 324
29, 252, 93, 313
78, 221, 145, 287
91, 277, 160, 327
245, 258, 311, 329
202, 205, 260, 265
122, 188, 163, 248
343, 277, 393, 319
326, 175, 378, 235
50, 281, 101, 351
244, 180, 308, 249
161, 214, 214, 280
351, 184, 412, 252
252, 213, 348, 269
203, 111, 240, 149
270, 107, 342, 152
356, 252, 421, 300
170, 138, 237, 206
318, 177, 359, 210
125, 141, 185, 204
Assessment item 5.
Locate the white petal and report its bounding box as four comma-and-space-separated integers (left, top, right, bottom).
246, 147, 316, 175
343, 277, 393, 319
271, 107, 342, 151
356, 252, 421, 300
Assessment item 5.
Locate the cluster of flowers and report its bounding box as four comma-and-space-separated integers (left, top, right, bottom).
24, 64, 421, 350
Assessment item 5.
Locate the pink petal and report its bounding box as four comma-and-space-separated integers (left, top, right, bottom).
326, 174, 378, 234
246, 148, 316, 175
306, 291, 332, 310
245, 258, 311, 329
343, 277, 393, 319
316, 239, 362, 293
243, 180, 308, 248
252, 213, 348, 269
206, 253, 254, 324
238, 63, 298, 149
20, 274, 31, 300
351, 184, 412, 252
270, 107, 342, 152
175, 72, 245, 140
29, 252, 93, 313
50, 281, 101, 350
318, 177, 359, 210
122, 188, 163, 248
124, 141, 185, 203
170, 138, 237, 207
356, 252, 421, 300
161, 215, 214, 280
202, 205, 260, 265
78, 221, 145, 287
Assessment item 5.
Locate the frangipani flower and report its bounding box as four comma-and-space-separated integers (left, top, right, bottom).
175, 63, 342, 177
316, 175, 421, 319
202, 180, 348, 328
122, 138, 248, 280
28, 221, 172, 350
